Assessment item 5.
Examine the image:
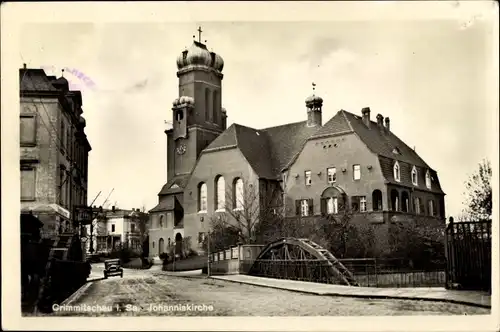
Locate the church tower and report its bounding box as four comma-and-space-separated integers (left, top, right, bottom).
167, 27, 227, 180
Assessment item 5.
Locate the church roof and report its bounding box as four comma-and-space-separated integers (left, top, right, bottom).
203, 121, 320, 179
158, 174, 190, 196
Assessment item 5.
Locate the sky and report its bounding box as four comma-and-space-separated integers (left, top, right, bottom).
11, 1, 499, 218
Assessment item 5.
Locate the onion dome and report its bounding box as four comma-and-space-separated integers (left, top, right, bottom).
176, 40, 224, 73
213, 53, 224, 71
172, 96, 195, 107
305, 94, 323, 107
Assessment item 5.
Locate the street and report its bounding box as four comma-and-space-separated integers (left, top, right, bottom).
50, 265, 489, 316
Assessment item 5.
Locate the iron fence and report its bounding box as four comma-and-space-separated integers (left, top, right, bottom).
445, 220, 491, 291
243, 257, 446, 288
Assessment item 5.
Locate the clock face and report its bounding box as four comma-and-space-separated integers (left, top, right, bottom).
176, 144, 187, 155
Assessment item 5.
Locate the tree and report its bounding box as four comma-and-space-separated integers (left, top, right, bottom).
462, 159, 492, 221
208, 178, 283, 248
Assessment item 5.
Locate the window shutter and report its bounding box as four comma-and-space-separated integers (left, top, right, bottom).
320, 198, 326, 215
295, 200, 300, 216
308, 199, 314, 216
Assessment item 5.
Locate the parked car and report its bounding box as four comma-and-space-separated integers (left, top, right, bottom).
104, 259, 123, 279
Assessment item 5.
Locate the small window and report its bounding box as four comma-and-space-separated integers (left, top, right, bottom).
153, 241, 155, 249
414, 197, 421, 214
176, 110, 184, 122
353, 165, 361, 180
198, 232, 205, 244
301, 199, 309, 216
21, 167, 36, 201
20, 115, 37, 145
305, 171, 312, 186
411, 166, 418, 185
327, 167, 336, 184
159, 215, 164, 228
393, 161, 400, 182
428, 200, 435, 216
111, 224, 115, 232
327, 197, 338, 214
360, 196, 367, 212
425, 170, 432, 189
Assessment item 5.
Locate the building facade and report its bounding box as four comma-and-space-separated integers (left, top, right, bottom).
148, 33, 445, 260
20, 65, 91, 238
85, 207, 149, 254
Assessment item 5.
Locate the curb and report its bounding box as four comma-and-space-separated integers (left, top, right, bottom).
60, 279, 95, 306
210, 277, 491, 310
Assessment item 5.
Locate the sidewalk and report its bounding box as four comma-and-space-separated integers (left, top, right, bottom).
211, 274, 491, 308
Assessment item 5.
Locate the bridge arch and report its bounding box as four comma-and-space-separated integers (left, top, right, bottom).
248, 237, 358, 286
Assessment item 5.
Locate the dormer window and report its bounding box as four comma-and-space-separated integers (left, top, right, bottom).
392, 147, 401, 155
393, 161, 400, 182
411, 166, 418, 186
425, 170, 432, 189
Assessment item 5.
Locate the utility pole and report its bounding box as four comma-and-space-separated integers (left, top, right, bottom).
101, 188, 114, 208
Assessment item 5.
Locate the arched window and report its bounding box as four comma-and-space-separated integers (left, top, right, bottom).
390, 189, 399, 211
167, 238, 171, 248
428, 200, 435, 216
159, 238, 164, 255
401, 191, 409, 212
426, 170, 432, 189
213, 90, 219, 124
414, 197, 421, 214
372, 190, 383, 211
205, 88, 211, 121
233, 178, 244, 210
393, 161, 400, 182
411, 166, 418, 185
198, 183, 207, 212
159, 215, 164, 228
215, 176, 225, 210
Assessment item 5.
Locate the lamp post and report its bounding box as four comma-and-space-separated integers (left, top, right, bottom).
207, 231, 211, 277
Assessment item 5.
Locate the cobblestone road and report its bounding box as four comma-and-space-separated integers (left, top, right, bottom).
52, 268, 490, 316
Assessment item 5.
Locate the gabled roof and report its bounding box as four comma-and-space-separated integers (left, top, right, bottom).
20, 68, 60, 92
158, 174, 190, 196
203, 121, 320, 179
308, 110, 430, 169
340, 110, 429, 168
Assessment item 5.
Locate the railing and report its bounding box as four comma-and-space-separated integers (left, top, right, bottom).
445, 220, 491, 291
243, 257, 446, 288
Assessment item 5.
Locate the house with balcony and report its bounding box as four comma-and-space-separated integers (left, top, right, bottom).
85, 206, 148, 254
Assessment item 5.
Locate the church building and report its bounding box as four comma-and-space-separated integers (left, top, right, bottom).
148, 30, 446, 259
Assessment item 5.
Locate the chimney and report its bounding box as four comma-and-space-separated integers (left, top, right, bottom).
385, 117, 390, 132
376, 114, 384, 129
23, 63, 27, 69
112, 206, 115, 212
361, 107, 371, 128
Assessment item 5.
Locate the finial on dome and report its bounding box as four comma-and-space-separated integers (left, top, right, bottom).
312, 82, 316, 94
